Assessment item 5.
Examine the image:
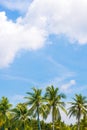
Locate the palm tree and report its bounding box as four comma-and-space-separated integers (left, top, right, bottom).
6, 111, 16, 130
68, 94, 87, 130
0, 97, 12, 130
25, 87, 44, 130
45, 85, 66, 130
11, 103, 30, 130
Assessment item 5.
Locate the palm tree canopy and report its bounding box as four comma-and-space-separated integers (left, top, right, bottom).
25, 87, 44, 130
0, 97, 12, 114
45, 85, 66, 121
25, 87, 44, 118
68, 94, 87, 119
45, 85, 66, 104
12, 103, 29, 122
0, 97, 12, 128
11, 103, 30, 130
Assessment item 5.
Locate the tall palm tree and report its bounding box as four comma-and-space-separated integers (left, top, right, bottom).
0, 97, 12, 130
45, 85, 66, 130
68, 94, 87, 130
12, 103, 30, 130
25, 87, 44, 130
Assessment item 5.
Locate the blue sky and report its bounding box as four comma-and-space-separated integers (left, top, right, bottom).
0, 0, 87, 124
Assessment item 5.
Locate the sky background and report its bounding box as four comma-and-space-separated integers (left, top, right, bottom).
0, 0, 87, 124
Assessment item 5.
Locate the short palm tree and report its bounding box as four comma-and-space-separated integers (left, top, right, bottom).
6, 111, 16, 130
68, 94, 87, 130
25, 87, 44, 130
45, 85, 66, 130
0, 97, 12, 130
12, 103, 30, 130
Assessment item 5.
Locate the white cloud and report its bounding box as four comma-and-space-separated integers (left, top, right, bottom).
0, 11, 47, 68
1, 0, 87, 67
60, 80, 76, 93
25, 0, 87, 44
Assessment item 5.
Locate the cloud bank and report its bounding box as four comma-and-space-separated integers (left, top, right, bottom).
0, 0, 87, 67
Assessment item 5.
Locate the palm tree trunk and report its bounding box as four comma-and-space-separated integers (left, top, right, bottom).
37, 106, 41, 130
22, 123, 25, 130
78, 119, 80, 130
52, 107, 55, 130
77, 109, 81, 130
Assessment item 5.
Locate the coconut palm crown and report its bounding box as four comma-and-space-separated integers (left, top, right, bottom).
44, 85, 66, 130
25, 87, 44, 130
68, 94, 87, 130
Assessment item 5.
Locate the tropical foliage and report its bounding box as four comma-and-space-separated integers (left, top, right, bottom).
11, 103, 30, 130
0, 86, 87, 130
25, 87, 43, 130
45, 85, 66, 130
68, 94, 87, 130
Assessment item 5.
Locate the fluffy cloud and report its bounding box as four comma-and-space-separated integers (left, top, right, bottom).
0, 12, 47, 67
60, 80, 76, 92
25, 0, 87, 44
1, 0, 87, 67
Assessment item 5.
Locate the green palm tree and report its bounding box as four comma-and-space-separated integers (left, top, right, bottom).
12, 103, 30, 130
6, 111, 16, 130
68, 94, 87, 130
25, 87, 44, 130
0, 97, 12, 130
45, 85, 66, 130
